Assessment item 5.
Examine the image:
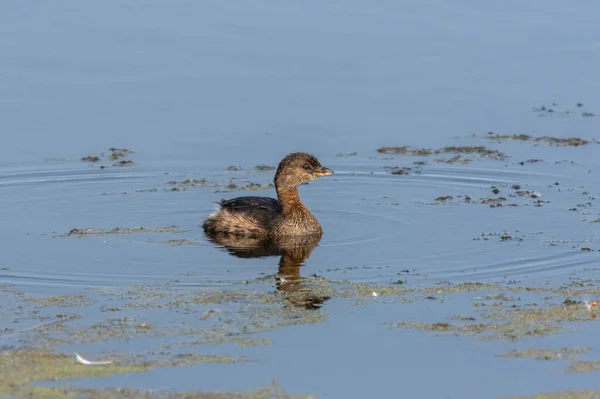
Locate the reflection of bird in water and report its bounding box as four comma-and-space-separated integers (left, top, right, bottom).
204, 232, 331, 310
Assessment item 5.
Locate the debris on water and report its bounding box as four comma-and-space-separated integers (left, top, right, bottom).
442, 146, 505, 160
108, 148, 134, 160
74, 352, 113, 366
377, 146, 432, 155
166, 239, 199, 247
513, 190, 542, 199
436, 155, 472, 164
80, 148, 135, 166
255, 164, 276, 171
44, 157, 73, 162
61, 225, 189, 238
108, 147, 134, 154
496, 347, 592, 361
422, 186, 546, 208
388, 298, 585, 341
518, 159, 543, 166
472, 197, 507, 207
168, 179, 208, 186
227, 165, 242, 171
336, 152, 358, 157
450, 315, 477, 321
165, 178, 273, 192
486, 134, 591, 147
377, 145, 506, 160
112, 160, 136, 167
241, 182, 275, 190
200, 310, 219, 320
474, 232, 525, 242
533, 105, 557, 114
531, 103, 596, 118
390, 167, 412, 175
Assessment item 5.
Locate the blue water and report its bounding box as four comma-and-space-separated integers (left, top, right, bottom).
2, 1, 600, 398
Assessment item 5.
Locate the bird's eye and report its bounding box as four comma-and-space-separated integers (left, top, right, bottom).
303, 164, 311, 171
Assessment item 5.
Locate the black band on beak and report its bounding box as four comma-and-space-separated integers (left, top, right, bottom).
314, 167, 334, 177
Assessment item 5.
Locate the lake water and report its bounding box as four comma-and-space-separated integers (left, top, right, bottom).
2, 1, 600, 398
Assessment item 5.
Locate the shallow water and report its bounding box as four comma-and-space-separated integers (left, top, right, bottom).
2, 1, 600, 398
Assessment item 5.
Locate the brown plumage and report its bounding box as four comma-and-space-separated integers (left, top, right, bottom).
202, 152, 334, 238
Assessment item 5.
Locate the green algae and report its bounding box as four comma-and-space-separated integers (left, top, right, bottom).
377, 146, 428, 155
165, 179, 274, 192
567, 361, 600, 373
0, 351, 300, 399
0, 350, 242, 398
112, 160, 136, 167
3, 281, 330, 354
53, 384, 313, 399
387, 281, 599, 341
518, 158, 543, 165
436, 155, 472, 164
487, 134, 592, 146
167, 179, 209, 186
240, 183, 275, 191
59, 225, 190, 238
255, 164, 276, 171
389, 167, 413, 175
389, 315, 562, 341
377, 145, 506, 160
441, 146, 505, 159
498, 391, 600, 399
335, 152, 358, 157
231, 338, 273, 347
6, 275, 599, 353
0, 350, 151, 387
79, 148, 136, 167
422, 282, 501, 295
28, 295, 89, 308
422, 183, 544, 208
496, 347, 592, 361
5, 262, 600, 398
108, 148, 135, 160
338, 284, 411, 299
166, 239, 200, 247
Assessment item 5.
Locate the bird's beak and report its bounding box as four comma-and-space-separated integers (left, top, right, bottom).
314, 167, 334, 177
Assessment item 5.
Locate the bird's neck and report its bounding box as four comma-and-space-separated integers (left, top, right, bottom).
276, 186, 305, 216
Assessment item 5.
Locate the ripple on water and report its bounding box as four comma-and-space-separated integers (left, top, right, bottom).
2, 149, 599, 293
0, 163, 198, 292
310, 157, 600, 286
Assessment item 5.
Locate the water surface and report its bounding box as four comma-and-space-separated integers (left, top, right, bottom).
2, 1, 600, 398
